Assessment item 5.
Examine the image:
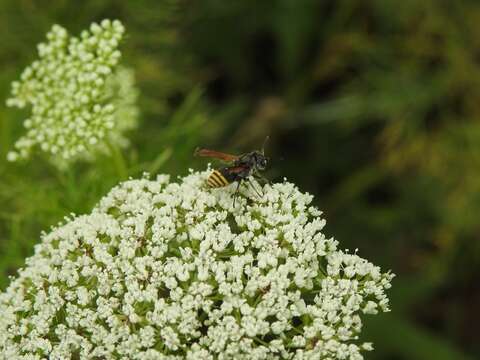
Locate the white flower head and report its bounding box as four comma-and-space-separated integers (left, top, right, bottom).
0, 170, 394, 359
6, 19, 138, 165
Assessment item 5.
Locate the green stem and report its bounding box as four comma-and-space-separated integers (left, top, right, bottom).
106, 140, 128, 179
0, 113, 8, 157
254, 337, 270, 347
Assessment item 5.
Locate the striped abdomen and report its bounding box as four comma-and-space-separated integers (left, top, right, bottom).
207, 169, 230, 188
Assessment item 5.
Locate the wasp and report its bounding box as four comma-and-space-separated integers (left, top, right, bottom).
195, 139, 270, 204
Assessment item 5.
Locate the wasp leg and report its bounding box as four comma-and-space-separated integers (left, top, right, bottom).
247, 178, 263, 198
253, 172, 271, 186
233, 181, 241, 208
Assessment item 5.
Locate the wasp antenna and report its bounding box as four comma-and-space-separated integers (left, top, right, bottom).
261, 136, 270, 154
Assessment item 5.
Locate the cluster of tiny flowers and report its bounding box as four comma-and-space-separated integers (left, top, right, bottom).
103, 66, 139, 150
0, 170, 394, 359
6, 19, 138, 164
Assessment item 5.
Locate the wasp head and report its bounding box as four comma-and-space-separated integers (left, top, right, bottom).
252, 151, 268, 171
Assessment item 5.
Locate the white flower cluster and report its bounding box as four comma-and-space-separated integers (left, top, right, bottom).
6, 19, 138, 164
0, 171, 394, 359
105, 66, 140, 149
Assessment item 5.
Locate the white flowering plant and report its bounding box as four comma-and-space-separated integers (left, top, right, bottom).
6, 19, 138, 165
0, 170, 393, 359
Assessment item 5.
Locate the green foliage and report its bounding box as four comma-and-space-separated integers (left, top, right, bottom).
0, 0, 478, 358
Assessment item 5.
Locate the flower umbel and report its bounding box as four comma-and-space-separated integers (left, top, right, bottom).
6, 19, 138, 164
0, 171, 394, 359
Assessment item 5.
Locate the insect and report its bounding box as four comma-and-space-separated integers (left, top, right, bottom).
195, 139, 270, 205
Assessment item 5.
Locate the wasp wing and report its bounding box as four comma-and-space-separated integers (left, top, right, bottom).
194, 148, 239, 162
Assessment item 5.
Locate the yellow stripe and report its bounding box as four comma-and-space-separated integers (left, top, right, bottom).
208, 179, 220, 187
208, 173, 223, 187
212, 170, 229, 186
207, 170, 229, 188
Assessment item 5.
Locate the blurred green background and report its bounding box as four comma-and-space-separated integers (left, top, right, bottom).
1, 1, 479, 359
